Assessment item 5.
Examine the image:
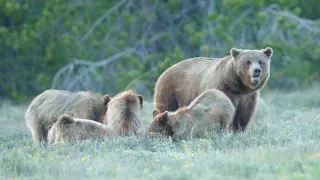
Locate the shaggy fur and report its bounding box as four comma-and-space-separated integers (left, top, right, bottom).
48, 114, 114, 144
154, 47, 273, 132
105, 90, 144, 136
149, 89, 236, 140
25, 89, 111, 144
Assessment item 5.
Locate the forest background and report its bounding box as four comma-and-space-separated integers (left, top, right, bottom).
1, 0, 320, 102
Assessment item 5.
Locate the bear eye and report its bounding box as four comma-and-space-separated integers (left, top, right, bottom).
259, 60, 263, 65
246, 60, 251, 65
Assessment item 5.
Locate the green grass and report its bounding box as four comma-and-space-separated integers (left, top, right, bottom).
1, 88, 320, 180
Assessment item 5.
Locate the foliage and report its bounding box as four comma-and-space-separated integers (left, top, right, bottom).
0, 0, 319, 101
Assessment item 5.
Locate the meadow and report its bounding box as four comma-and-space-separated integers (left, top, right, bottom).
0, 88, 320, 180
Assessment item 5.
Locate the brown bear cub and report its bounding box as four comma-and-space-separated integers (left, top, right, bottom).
104, 90, 144, 136
149, 89, 235, 140
48, 114, 115, 144
154, 47, 273, 132
25, 89, 111, 144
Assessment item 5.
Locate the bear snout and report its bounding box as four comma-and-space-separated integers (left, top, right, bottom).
253, 68, 261, 77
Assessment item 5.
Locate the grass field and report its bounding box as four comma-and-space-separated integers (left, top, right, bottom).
1, 88, 320, 180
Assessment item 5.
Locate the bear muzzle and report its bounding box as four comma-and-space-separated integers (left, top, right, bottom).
251, 77, 260, 85
250, 67, 262, 85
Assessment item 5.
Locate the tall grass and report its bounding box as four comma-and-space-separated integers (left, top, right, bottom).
0, 88, 320, 179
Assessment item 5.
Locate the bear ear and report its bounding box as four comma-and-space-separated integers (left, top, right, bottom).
160, 111, 169, 124
103, 94, 111, 105
59, 114, 74, 124
138, 94, 144, 109
64, 112, 74, 117
262, 47, 273, 58
230, 47, 241, 58
153, 109, 160, 118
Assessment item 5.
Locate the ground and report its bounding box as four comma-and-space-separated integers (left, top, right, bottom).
0, 88, 320, 179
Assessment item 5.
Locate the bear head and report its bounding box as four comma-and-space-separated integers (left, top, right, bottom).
230, 47, 273, 90
57, 114, 75, 125
149, 110, 174, 137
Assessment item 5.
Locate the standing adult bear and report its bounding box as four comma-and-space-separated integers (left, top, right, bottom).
153, 47, 273, 132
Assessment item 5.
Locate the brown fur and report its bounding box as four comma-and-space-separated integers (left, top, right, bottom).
105, 90, 144, 136
154, 47, 272, 132
25, 89, 111, 144
149, 89, 236, 140
48, 114, 115, 144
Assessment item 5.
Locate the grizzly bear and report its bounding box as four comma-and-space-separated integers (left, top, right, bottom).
153, 47, 273, 132
25, 89, 111, 144
104, 90, 144, 136
48, 114, 164, 144
149, 89, 235, 140
48, 114, 115, 144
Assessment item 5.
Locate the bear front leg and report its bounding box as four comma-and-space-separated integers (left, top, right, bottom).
31, 122, 48, 145
232, 92, 258, 132
154, 91, 179, 113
